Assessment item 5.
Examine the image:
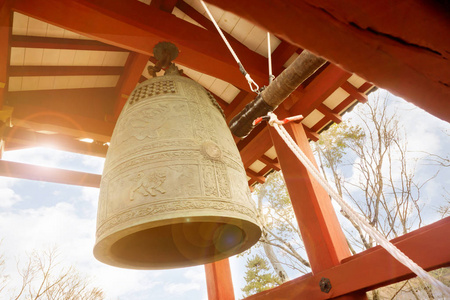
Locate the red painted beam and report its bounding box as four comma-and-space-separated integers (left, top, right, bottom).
317, 103, 342, 125
0, 0, 11, 109
269, 112, 352, 273
288, 64, 351, 117
0, 159, 101, 188
245, 217, 450, 299
341, 82, 368, 104
205, 259, 235, 300
11, 0, 268, 92
203, 0, 450, 123
10, 103, 115, 142
3, 126, 108, 157
112, 52, 150, 119
6, 88, 116, 120
10, 35, 125, 51
8, 65, 124, 77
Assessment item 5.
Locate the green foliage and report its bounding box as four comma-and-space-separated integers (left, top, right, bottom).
241, 255, 281, 297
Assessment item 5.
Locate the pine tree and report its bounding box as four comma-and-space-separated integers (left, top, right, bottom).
241, 255, 281, 297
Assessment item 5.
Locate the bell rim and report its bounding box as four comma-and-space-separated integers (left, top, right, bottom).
93, 215, 261, 270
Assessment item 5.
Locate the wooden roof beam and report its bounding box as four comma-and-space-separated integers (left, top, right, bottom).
341, 81, 368, 104
288, 64, 351, 116
11, 0, 269, 92
6, 88, 116, 120
8, 65, 124, 77
10, 35, 125, 51
9, 103, 114, 142
244, 217, 450, 299
3, 126, 108, 157
0, 159, 101, 187
112, 52, 150, 119
0, 0, 11, 109
203, 0, 450, 123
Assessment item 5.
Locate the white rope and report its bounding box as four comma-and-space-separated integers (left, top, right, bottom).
199, 0, 259, 93
267, 32, 275, 84
267, 112, 450, 297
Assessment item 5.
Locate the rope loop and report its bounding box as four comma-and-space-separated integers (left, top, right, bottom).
245, 74, 260, 93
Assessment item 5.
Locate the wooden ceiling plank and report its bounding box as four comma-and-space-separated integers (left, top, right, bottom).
10, 35, 125, 51
0, 159, 101, 187
244, 217, 450, 299
0, 0, 12, 109
203, 0, 450, 123
11, 0, 268, 92
8, 65, 124, 77
288, 64, 351, 117
3, 126, 108, 157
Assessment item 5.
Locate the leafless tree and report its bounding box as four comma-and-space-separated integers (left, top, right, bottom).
249, 92, 448, 299
0, 247, 104, 300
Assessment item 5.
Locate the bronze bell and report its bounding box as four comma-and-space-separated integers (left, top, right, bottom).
94, 43, 261, 269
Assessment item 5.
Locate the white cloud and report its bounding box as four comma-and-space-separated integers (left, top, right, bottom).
0, 177, 21, 208
164, 282, 201, 294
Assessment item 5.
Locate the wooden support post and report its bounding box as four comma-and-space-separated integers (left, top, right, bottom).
268, 108, 366, 299
205, 258, 235, 300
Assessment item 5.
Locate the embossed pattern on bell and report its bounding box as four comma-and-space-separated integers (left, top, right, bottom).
94, 75, 261, 269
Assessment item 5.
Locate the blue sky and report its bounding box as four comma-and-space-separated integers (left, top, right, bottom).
0, 90, 449, 299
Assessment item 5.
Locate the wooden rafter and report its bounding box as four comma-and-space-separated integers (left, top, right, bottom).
10, 103, 114, 142
6, 88, 116, 119
0, 160, 101, 187
10, 35, 125, 51
0, 0, 11, 109
245, 217, 450, 299
11, 0, 269, 92
112, 52, 150, 119
3, 126, 108, 157
287, 64, 351, 115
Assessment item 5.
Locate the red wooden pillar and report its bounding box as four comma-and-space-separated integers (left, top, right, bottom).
205, 258, 235, 300
268, 109, 366, 299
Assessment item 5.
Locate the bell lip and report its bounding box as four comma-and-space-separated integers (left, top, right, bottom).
93, 215, 261, 270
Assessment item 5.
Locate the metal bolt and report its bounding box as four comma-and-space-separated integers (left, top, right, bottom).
319, 277, 332, 293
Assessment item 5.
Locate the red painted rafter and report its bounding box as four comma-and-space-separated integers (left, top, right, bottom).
112, 52, 150, 119
6, 88, 116, 120
10, 103, 115, 142
270, 41, 298, 76
3, 126, 108, 157
288, 64, 351, 116
8, 65, 124, 77
203, 0, 450, 123
0, 160, 101, 188
341, 81, 368, 104
0, 0, 11, 109
245, 217, 450, 299
160, 0, 178, 13
11, 0, 269, 92
10, 35, 125, 51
